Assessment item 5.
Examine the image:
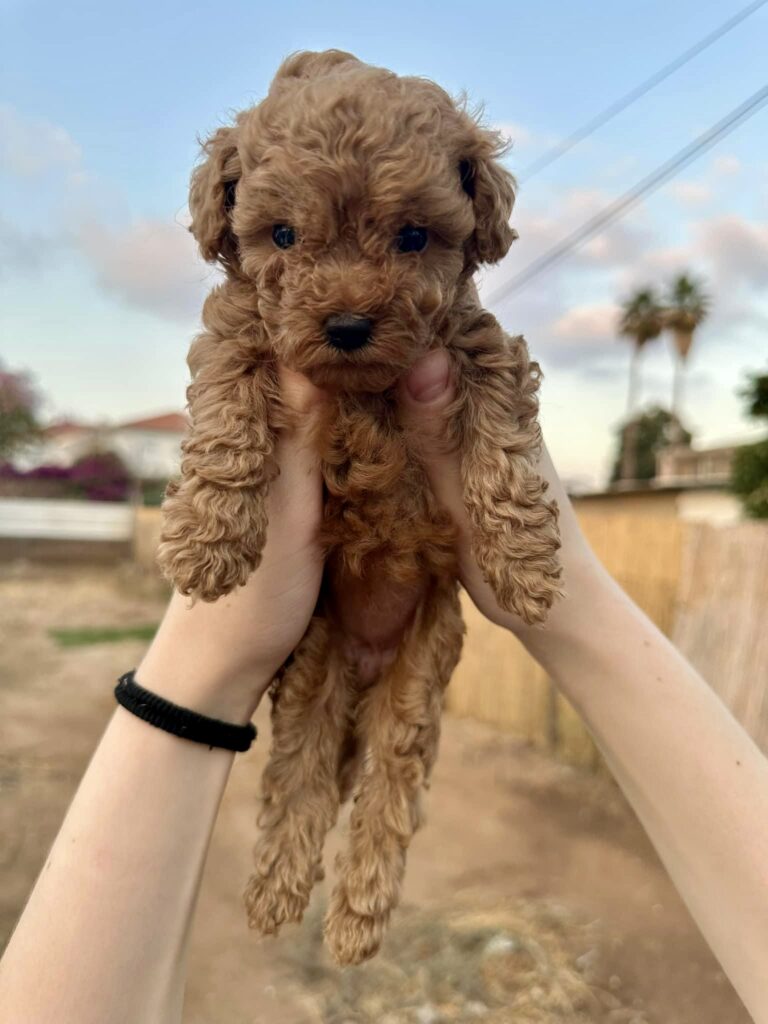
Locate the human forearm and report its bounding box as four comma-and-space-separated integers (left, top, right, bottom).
520, 563, 768, 1024
0, 597, 275, 1024
0, 707, 236, 1024
0, 367, 327, 1024
399, 353, 768, 1022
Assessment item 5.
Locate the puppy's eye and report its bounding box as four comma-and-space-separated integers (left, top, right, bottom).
223, 180, 237, 213
272, 224, 296, 249
396, 225, 428, 254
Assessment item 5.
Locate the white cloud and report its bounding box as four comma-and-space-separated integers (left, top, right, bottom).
506, 186, 650, 279
0, 214, 68, 277
495, 121, 535, 150
562, 189, 607, 215
551, 303, 620, 342
483, 185, 768, 433
609, 217, 768, 337
616, 244, 694, 291
667, 180, 713, 206
67, 169, 90, 188
697, 215, 768, 290
499, 181, 768, 333
0, 214, 42, 274
0, 103, 82, 177
598, 155, 641, 181
0, 107, 204, 320
712, 155, 741, 177
0, 102, 209, 323
494, 121, 563, 166
581, 229, 636, 264
76, 218, 211, 322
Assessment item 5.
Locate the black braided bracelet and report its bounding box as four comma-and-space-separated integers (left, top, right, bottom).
114, 670, 256, 752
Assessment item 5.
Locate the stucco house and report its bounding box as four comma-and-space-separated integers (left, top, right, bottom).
19, 412, 188, 483
108, 413, 189, 481
572, 439, 744, 525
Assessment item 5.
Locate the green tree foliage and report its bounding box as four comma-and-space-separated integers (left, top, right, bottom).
0, 363, 41, 462
732, 442, 768, 519
739, 370, 768, 420
611, 406, 691, 484
732, 369, 768, 518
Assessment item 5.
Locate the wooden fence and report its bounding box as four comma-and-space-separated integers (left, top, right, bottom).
132, 508, 768, 767
448, 514, 768, 766
672, 521, 768, 752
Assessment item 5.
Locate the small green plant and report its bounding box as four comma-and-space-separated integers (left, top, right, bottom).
49, 624, 158, 647
141, 480, 168, 507
732, 440, 768, 519
732, 369, 768, 519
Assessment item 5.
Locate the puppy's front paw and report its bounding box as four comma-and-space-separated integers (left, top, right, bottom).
472, 502, 562, 625
158, 534, 257, 601
479, 548, 561, 625
157, 479, 267, 600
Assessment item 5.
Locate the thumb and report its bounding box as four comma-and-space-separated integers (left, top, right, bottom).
276, 364, 328, 446
398, 349, 456, 454
278, 364, 327, 419
398, 349, 469, 534
269, 364, 325, 521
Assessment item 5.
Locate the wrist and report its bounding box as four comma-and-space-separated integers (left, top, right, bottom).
136, 647, 272, 725
136, 590, 289, 723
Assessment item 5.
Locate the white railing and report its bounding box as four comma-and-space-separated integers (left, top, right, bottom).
0, 499, 133, 541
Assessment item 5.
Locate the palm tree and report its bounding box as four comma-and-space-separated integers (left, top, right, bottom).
618, 287, 665, 414
616, 287, 665, 484
663, 273, 710, 422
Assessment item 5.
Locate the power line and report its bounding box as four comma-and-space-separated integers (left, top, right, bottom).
487, 83, 768, 306
518, 0, 768, 182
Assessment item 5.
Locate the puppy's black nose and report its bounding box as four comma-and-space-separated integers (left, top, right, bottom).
325, 314, 373, 352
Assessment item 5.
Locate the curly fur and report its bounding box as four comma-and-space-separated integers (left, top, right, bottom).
158, 49, 561, 965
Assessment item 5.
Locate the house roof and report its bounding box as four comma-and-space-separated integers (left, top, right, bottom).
42, 419, 91, 438
659, 442, 739, 459
572, 480, 730, 500
117, 412, 189, 433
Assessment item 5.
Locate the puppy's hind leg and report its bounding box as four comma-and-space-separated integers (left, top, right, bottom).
245, 619, 353, 934
324, 583, 464, 965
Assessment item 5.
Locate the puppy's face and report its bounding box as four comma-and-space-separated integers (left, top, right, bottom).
190, 51, 517, 391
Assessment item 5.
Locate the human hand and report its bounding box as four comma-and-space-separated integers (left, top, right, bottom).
137, 367, 326, 723
398, 348, 600, 638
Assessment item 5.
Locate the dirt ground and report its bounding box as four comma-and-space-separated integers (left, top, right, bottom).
0, 564, 750, 1023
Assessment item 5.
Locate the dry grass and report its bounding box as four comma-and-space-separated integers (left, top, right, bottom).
283, 898, 651, 1024
49, 623, 158, 647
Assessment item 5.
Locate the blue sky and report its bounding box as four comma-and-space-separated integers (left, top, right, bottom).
1, 0, 767, 484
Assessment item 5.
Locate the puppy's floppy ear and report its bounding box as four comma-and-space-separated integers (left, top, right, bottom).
273, 49, 361, 84
188, 124, 242, 269
459, 128, 518, 268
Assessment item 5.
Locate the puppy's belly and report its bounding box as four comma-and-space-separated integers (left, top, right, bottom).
326, 554, 428, 684
319, 453, 457, 682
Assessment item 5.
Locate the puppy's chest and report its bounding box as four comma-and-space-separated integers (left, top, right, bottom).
317, 396, 438, 565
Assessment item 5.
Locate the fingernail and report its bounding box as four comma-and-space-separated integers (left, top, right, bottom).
405, 349, 451, 403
